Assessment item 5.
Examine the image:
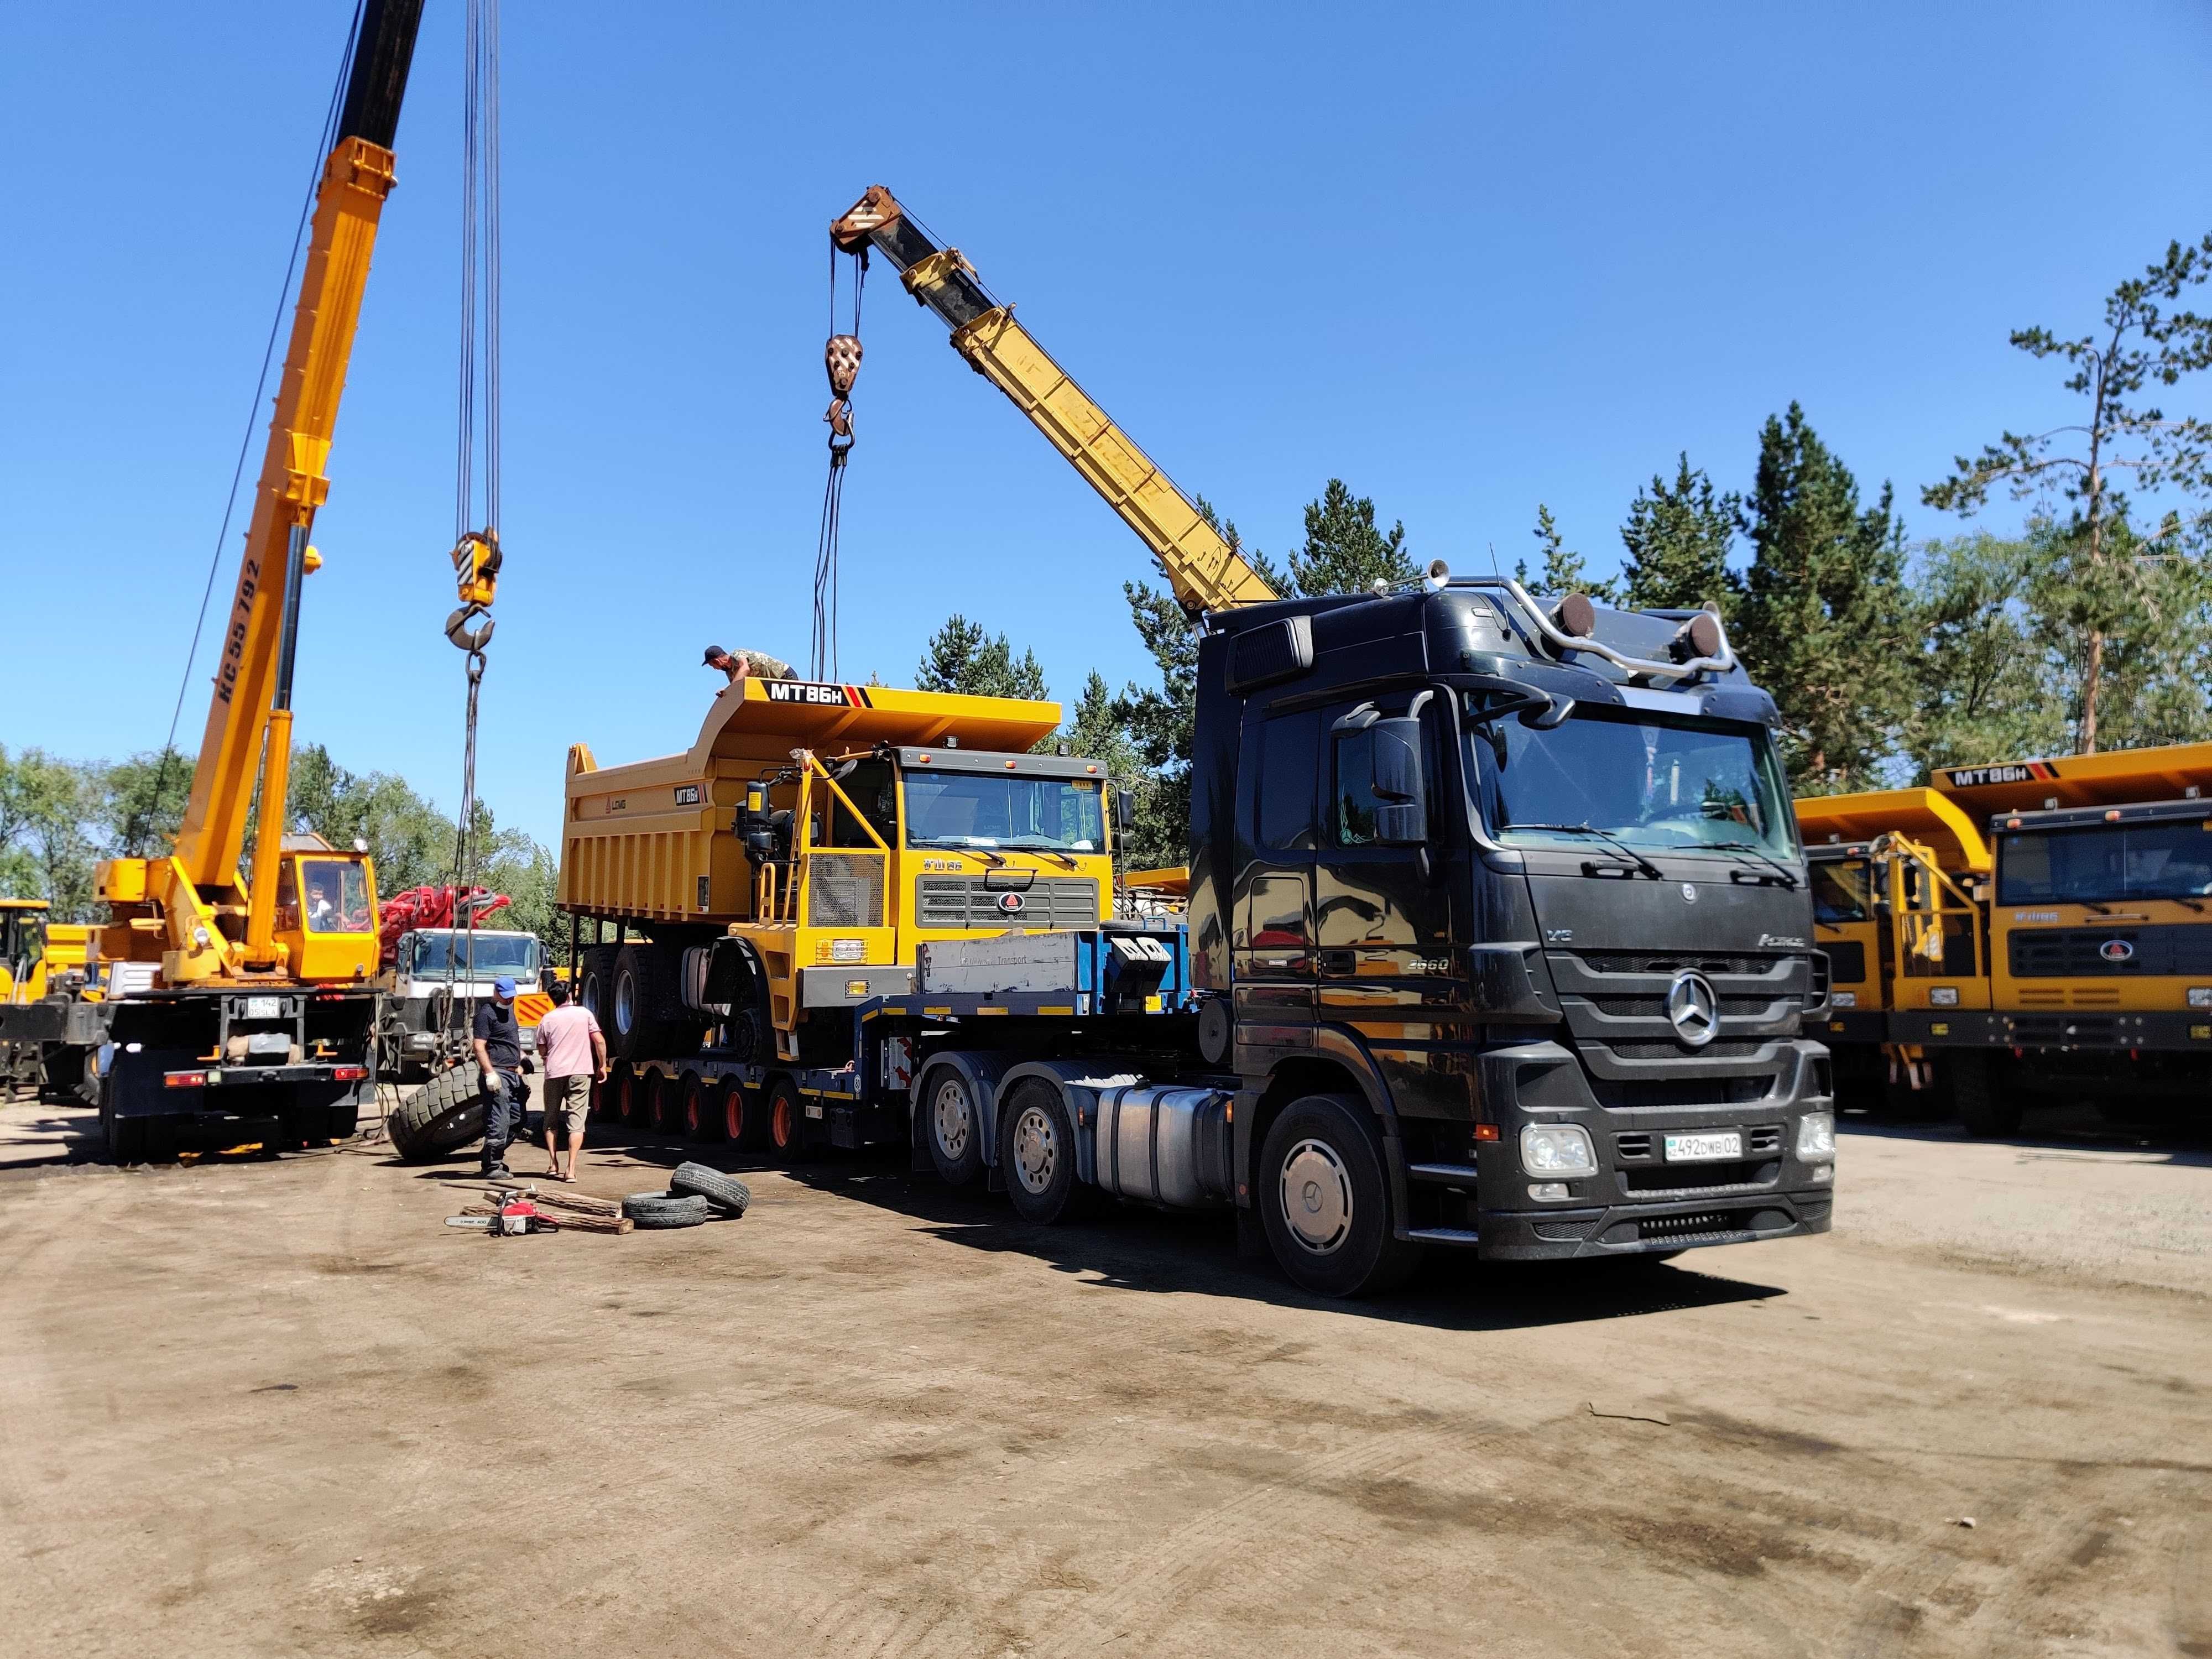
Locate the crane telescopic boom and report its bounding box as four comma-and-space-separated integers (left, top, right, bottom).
102, 0, 424, 986
829, 185, 1277, 617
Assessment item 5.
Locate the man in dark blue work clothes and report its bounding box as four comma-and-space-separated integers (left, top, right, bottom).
473, 977, 531, 1180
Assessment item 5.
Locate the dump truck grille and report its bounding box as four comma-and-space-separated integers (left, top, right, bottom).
916, 877, 1101, 929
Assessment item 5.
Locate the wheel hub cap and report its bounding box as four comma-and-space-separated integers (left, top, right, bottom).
933, 1079, 971, 1158
1279, 1138, 1352, 1254
1012, 1107, 1057, 1194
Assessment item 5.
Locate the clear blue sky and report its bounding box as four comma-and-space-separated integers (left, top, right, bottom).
5, 1, 2208, 847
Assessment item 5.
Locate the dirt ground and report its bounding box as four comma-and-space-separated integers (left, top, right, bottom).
2, 1095, 2207, 1659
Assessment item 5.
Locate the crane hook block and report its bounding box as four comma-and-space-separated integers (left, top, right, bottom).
445, 605, 496, 654
451, 529, 502, 608
826, 333, 863, 399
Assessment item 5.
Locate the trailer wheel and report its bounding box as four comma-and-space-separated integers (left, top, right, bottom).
765, 1076, 804, 1160
679, 1072, 721, 1142
1258, 1094, 1421, 1298
653, 1070, 686, 1135
385, 1062, 487, 1162
1950, 1052, 2021, 1138
999, 1077, 1078, 1225
609, 1066, 638, 1129
723, 1079, 768, 1149
922, 1066, 984, 1187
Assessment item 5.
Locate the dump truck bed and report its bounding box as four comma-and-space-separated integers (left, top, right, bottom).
560, 677, 1061, 925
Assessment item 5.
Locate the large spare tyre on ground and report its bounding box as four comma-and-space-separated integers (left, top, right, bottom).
386, 1063, 487, 1162
670, 1161, 751, 1217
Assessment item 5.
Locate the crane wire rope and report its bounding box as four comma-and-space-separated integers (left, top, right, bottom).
129, 1, 368, 860
440, 0, 504, 1052
811, 244, 866, 680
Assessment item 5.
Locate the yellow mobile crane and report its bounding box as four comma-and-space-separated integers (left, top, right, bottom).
828, 185, 1279, 617
72, 1, 427, 1159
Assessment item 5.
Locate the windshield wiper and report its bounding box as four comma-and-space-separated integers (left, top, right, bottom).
1506, 822, 1663, 880
1700, 839, 1801, 889
910, 836, 1006, 868
999, 842, 1078, 869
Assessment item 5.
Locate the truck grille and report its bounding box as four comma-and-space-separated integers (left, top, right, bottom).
2009, 924, 2212, 978
916, 877, 1100, 929
1574, 951, 1783, 975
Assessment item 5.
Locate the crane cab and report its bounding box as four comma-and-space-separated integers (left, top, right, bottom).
267, 836, 381, 983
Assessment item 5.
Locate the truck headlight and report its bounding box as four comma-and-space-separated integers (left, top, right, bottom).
1521, 1123, 1597, 1177
1796, 1112, 1835, 1160
2190, 987, 2212, 1009
1929, 986, 1960, 1007
1830, 991, 1856, 1009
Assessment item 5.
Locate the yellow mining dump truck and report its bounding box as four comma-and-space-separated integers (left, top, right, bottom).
2, 900, 103, 1099
557, 675, 1135, 1152
1795, 789, 1992, 1114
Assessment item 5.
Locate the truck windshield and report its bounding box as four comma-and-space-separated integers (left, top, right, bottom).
1999, 821, 2212, 905
905, 771, 1105, 852
1811, 859, 1872, 924
409, 932, 541, 980
1466, 702, 1797, 858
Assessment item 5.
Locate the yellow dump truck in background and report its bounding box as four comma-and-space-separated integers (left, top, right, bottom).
1797, 740, 2212, 1133
557, 675, 1136, 1151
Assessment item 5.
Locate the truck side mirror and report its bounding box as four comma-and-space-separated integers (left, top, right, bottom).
1115, 789, 1136, 832
1369, 718, 1427, 845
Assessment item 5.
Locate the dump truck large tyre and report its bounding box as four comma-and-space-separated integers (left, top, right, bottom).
611, 944, 700, 1062
386, 1064, 487, 1162
1950, 1052, 2021, 1139
578, 947, 619, 1032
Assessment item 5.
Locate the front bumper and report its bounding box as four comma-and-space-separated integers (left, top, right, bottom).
1463, 1036, 1836, 1261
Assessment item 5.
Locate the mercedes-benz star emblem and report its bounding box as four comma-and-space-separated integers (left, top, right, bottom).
1680, 883, 1698, 903
1666, 969, 1719, 1047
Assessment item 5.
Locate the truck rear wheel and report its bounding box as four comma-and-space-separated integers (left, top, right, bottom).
922, 1066, 984, 1186
1951, 1052, 2021, 1138
1258, 1094, 1420, 1298
721, 1078, 765, 1149
385, 1063, 487, 1162
1000, 1077, 1079, 1225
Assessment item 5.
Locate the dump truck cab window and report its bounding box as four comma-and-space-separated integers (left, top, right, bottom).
904, 771, 1105, 852
1999, 821, 2212, 905
1812, 860, 1872, 924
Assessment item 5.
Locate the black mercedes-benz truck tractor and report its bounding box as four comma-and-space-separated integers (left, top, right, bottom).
1171, 572, 1834, 1292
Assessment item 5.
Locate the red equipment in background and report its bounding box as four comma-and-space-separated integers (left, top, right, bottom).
377, 885, 513, 969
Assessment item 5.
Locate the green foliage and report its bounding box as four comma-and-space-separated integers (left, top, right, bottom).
1923, 233, 2212, 750
287, 744, 458, 897
1514, 503, 1620, 603
0, 747, 97, 919
1113, 572, 1200, 869
1620, 455, 1743, 614
1901, 534, 2070, 775
915, 613, 1048, 701
1284, 479, 1415, 597
1734, 403, 1911, 793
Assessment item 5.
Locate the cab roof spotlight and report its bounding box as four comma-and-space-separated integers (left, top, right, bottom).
1669, 610, 1724, 664
1553, 591, 1597, 639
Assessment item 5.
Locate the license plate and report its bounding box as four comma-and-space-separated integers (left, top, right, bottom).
244, 995, 284, 1020
1663, 1130, 1742, 1164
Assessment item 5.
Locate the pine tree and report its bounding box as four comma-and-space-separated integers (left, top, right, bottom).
1285, 479, 1416, 596
915, 614, 1048, 700
1112, 576, 1199, 869
1734, 404, 1911, 792
1514, 503, 1619, 602
1620, 454, 1742, 614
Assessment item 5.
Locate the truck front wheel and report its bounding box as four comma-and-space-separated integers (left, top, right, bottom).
1258, 1094, 1420, 1298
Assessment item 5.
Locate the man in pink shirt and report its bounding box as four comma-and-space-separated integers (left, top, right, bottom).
534, 979, 609, 1182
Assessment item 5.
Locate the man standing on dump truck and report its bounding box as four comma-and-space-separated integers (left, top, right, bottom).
472, 977, 530, 1180
703, 645, 796, 688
